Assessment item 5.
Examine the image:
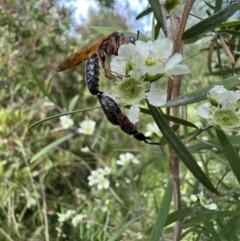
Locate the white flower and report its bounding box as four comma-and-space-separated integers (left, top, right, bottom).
72, 214, 86, 227
196, 85, 240, 131
116, 152, 140, 166
135, 39, 190, 80
88, 170, 102, 186
208, 85, 227, 97
101, 166, 112, 176
81, 146, 90, 152
190, 194, 198, 202
78, 119, 96, 135
191, 192, 217, 210
57, 210, 76, 222
60, 115, 74, 129
87, 167, 111, 189
97, 176, 110, 190
145, 122, 161, 137
208, 203, 217, 210
110, 44, 143, 79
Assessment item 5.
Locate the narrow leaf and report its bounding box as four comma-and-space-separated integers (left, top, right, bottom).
139, 107, 199, 129
150, 180, 173, 241
108, 217, 140, 241
136, 7, 152, 20
220, 20, 240, 27
183, 2, 240, 41
219, 216, 240, 237
68, 95, 79, 112
200, 210, 221, 241
215, 0, 223, 13
148, 0, 165, 30
164, 75, 240, 107
218, 29, 240, 37
28, 106, 99, 131
165, 207, 193, 227
184, 210, 240, 228
30, 133, 73, 163
215, 128, 240, 184
148, 104, 219, 194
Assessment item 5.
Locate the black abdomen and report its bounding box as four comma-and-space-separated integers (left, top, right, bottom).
85, 53, 100, 95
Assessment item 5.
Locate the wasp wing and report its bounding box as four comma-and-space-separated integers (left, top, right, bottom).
56, 31, 116, 72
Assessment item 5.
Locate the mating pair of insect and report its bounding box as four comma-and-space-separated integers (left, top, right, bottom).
57, 31, 158, 145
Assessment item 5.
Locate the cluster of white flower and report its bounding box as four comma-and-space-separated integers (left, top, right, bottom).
59, 116, 96, 136
57, 210, 86, 227
116, 152, 140, 166
88, 166, 112, 190
57, 210, 76, 222
196, 85, 240, 132
105, 38, 190, 124
190, 192, 217, 210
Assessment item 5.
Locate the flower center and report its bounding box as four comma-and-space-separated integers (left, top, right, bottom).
117, 78, 145, 104
145, 57, 157, 66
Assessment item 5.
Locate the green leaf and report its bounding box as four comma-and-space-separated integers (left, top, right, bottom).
188, 135, 240, 152
188, 139, 222, 152
164, 75, 240, 107
31, 69, 54, 102
215, 0, 223, 13
200, 210, 221, 241
218, 29, 240, 37
30, 133, 74, 163
68, 95, 79, 112
220, 20, 240, 28
184, 211, 240, 228
183, 2, 240, 41
150, 180, 173, 241
215, 128, 240, 184
136, 7, 152, 20
165, 207, 193, 227
108, 217, 141, 241
147, 103, 219, 194
139, 107, 199, 129
148, 0, 165, 31
28, 106, 99, 131
219, 216, 240, 237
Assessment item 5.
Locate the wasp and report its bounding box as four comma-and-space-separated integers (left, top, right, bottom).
56, 31, 136, 73
97, 93, 159, 145
57, 31, 136, 95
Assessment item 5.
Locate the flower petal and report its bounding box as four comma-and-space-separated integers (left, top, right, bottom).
165, 53, 182, 71
146, 88, 167, 107
154, 38, 173, 59
127, 105, 140, 124
169, 64, 190, 75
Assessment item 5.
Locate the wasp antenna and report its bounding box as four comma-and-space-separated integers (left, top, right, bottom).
137, 30, 140, 40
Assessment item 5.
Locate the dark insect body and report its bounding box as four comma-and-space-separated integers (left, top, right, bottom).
85, 33, 136, 95
85, 53, 100, 95
97, 93, 158, 145
97, 93, 123, 125
57, 31, 158, 145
